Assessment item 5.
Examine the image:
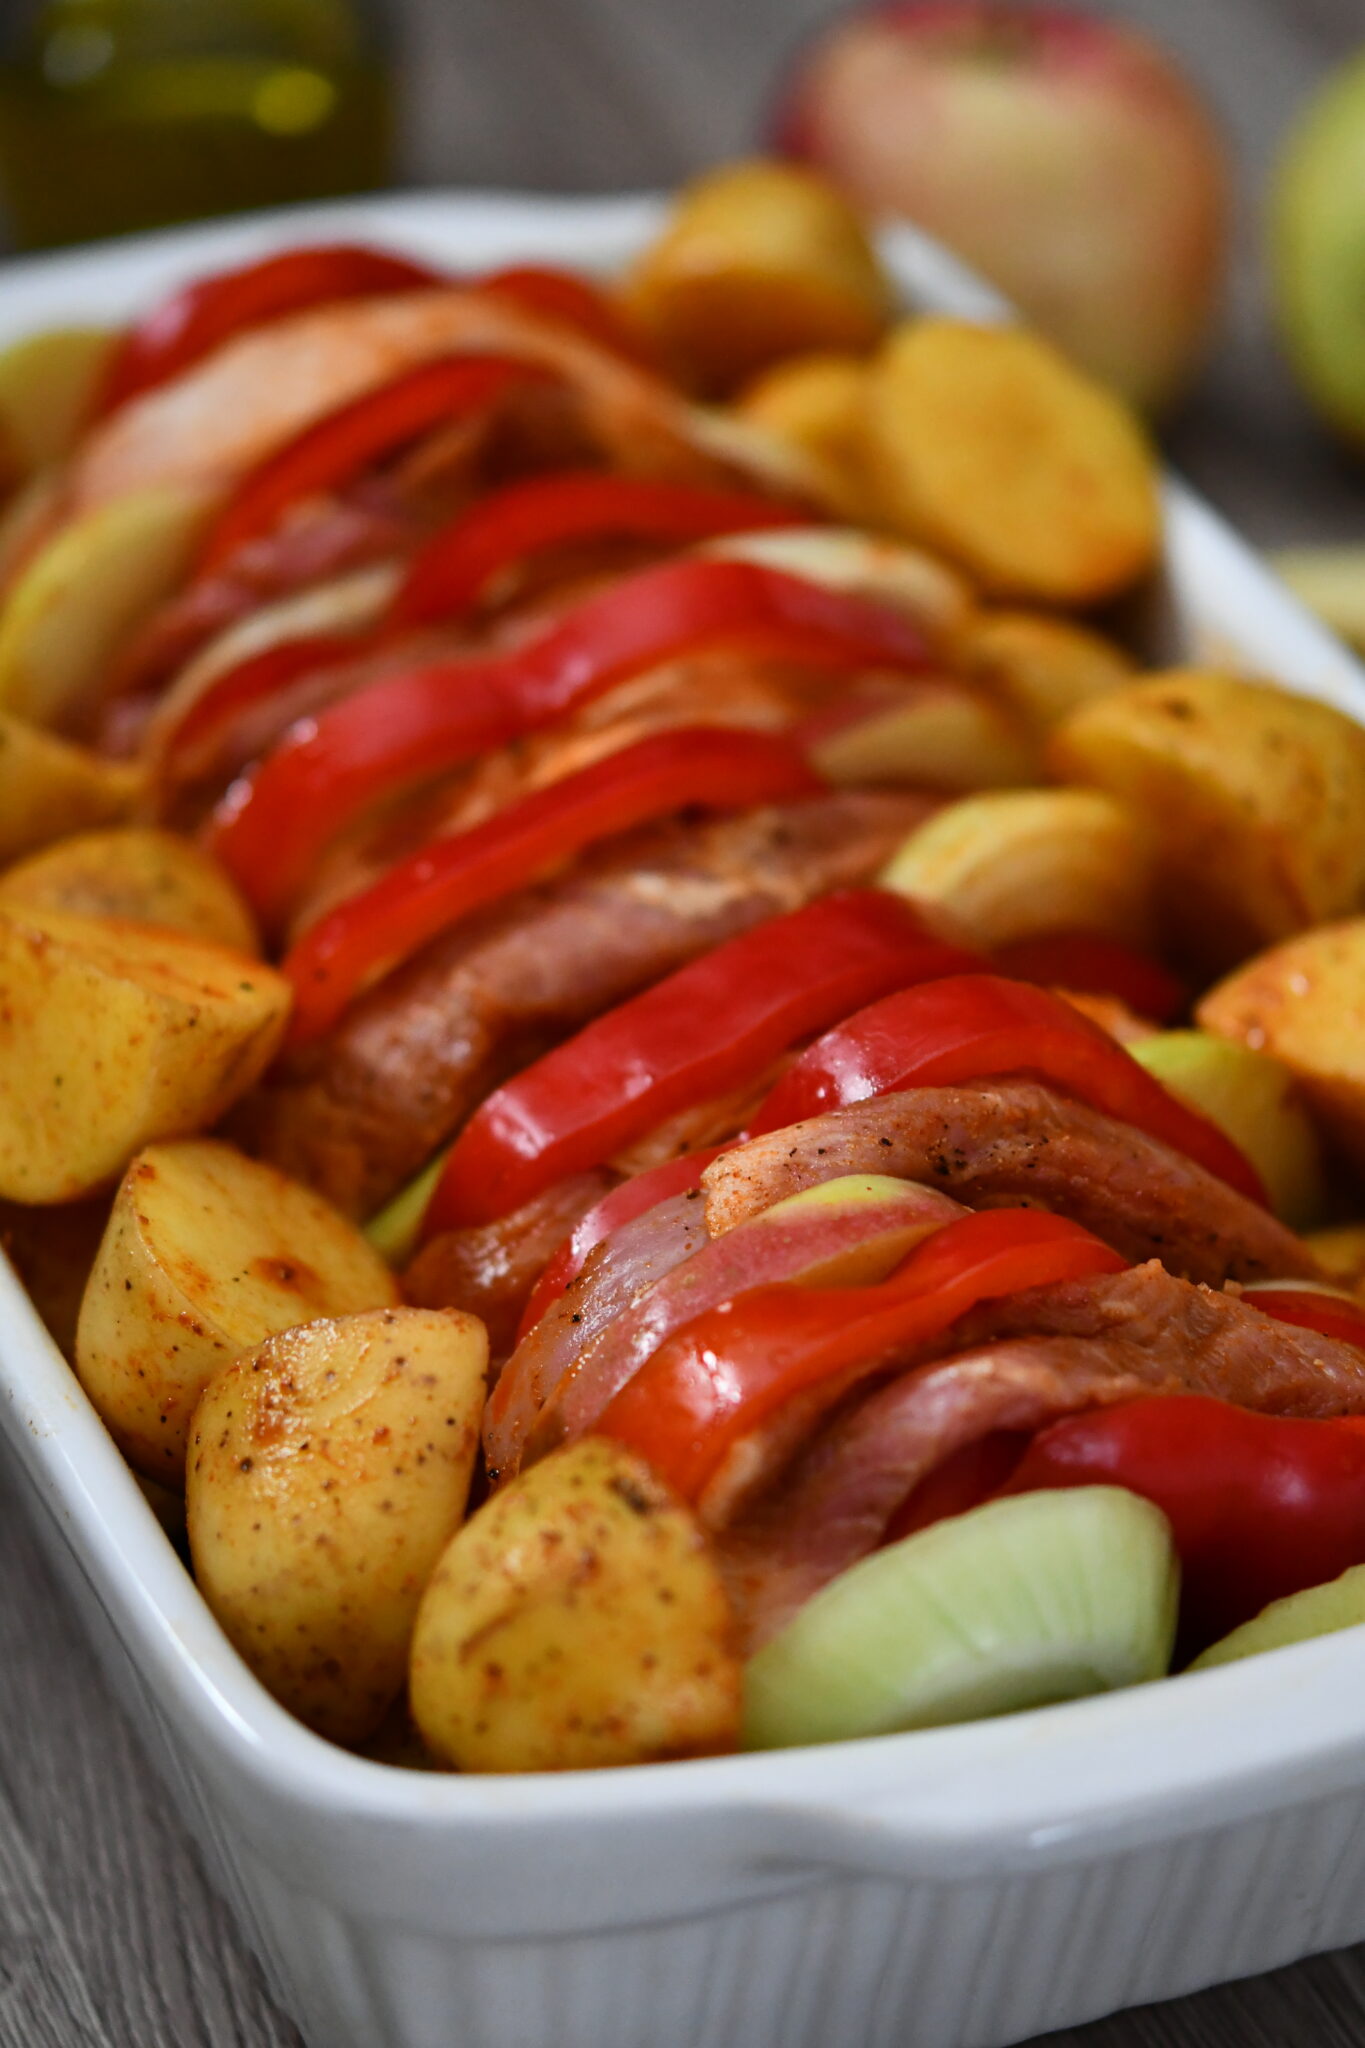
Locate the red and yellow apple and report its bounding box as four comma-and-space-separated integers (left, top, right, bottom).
772, 2, 1230, 412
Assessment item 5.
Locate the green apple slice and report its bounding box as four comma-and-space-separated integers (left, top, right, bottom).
743, 1486, 1178, 1750
1130, 1029, 1326, 1228
1189, 1563, 1365, 1672
365, 1149, 449, 1268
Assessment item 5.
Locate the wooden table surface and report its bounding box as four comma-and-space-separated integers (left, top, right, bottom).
5, 1, 1365, 2044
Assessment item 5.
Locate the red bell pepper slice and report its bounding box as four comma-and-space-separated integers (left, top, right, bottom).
197, 355, 545, 576
389, 472, 807, 629
155, 631, 358, 790
424, 889, 968, 1237
208, 558, 931, 923
95, 243, 444, 418
747, 973, 1267, 1205
1001, 1395, 1365, 1653
1239, 1283, 1365, 1350
283, 728, 826, 1044
595, 1208, 1127, 1503
993, 929, 1186, 1024
513, 1148, 725, 1348
473, 265, 655, 365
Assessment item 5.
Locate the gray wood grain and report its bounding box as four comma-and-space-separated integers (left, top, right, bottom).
4, 1, 1365, 2044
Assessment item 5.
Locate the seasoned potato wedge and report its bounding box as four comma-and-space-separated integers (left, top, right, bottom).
0, 1192, 110, 1359
1198, 920, 1365, 1172
0, 828, 257, 953
410, 1438, 741, 1773
0, 712, 142, 865
0, 482, 211, 731
810, 684, 1040, 791
625, 160, 892, 393
0, 328, 116, 480
188, 1307, 485, 1744
880, 788, 1153, 951
77, 1138, 401, 1480
1052, 671, 1365, 970
0, 909, 288, 1202
964, 609, 1136, 731
864, 318, 1161, 604
735, 351, 872, 519
1130, 1030, 1326, 1228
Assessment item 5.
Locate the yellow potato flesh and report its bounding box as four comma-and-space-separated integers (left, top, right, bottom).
0, 827, 257, 953
0, 908, 288, 1204
626, 160, 892, 393
410, 1438, 741, 1772
880, 787, 1153, 951
0, 712, 142, 866
0, 482, 212, 731
1198, 919, 1365, 1173
1052, 670, 1365, 971
735, 352, 873, 520
188, 1306, 486, 1745
964, 609, 1136, 731
864, 318, 1161, 604
76, 1137, 401, 1481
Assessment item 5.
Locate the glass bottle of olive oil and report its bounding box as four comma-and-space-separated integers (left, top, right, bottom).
0, 0, 395, 250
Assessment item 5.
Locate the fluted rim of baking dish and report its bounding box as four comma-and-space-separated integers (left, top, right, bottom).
5, 190, 1365, 1893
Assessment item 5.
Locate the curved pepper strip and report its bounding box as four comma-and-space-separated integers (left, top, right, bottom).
473, 265, 656, 366
390, 471, 807, 628
282, 727, 826, 1044
747, 974, 1267, 1206
424, 889, 967, 1237
595, 1208, 1127, 1504
1001, 1394, 1365, 1652
95, 243, 444, 418
1238, 1283, 1365, 1349
993, 930, 1185, 1025
197, 355, 546, 575
208, 558, 931, 924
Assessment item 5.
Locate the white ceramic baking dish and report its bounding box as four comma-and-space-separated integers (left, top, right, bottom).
4, 192, 1365, 2048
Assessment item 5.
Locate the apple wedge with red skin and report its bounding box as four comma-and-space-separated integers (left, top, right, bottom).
486, 1173, 963, 1483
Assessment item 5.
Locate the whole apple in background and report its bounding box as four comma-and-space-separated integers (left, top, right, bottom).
1272, 51, 1365, 450
773, 1, 1231, 413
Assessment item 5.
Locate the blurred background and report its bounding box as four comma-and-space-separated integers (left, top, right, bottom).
0, 0, 1361, 555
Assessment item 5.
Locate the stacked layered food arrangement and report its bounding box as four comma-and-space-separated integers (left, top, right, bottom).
6, 162, 1365, 1774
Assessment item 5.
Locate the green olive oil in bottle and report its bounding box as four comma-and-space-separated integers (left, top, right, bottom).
0, 0, 395, 249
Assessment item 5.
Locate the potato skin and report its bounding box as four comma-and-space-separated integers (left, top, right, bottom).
1052, 671, 1365, 971
76, 1138, 400, 1479
625, 159, 892, 393
188, 1307, 486, 1745
0, 712, 142, 866
1198, 920, 1365, 1172
0, 908, 289, 1203
864, 318, 1160, 604
409, 1438, 742, 1773
963, 609, 1135, 732
735, 351, 872, 519
0, 828, 258, 954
